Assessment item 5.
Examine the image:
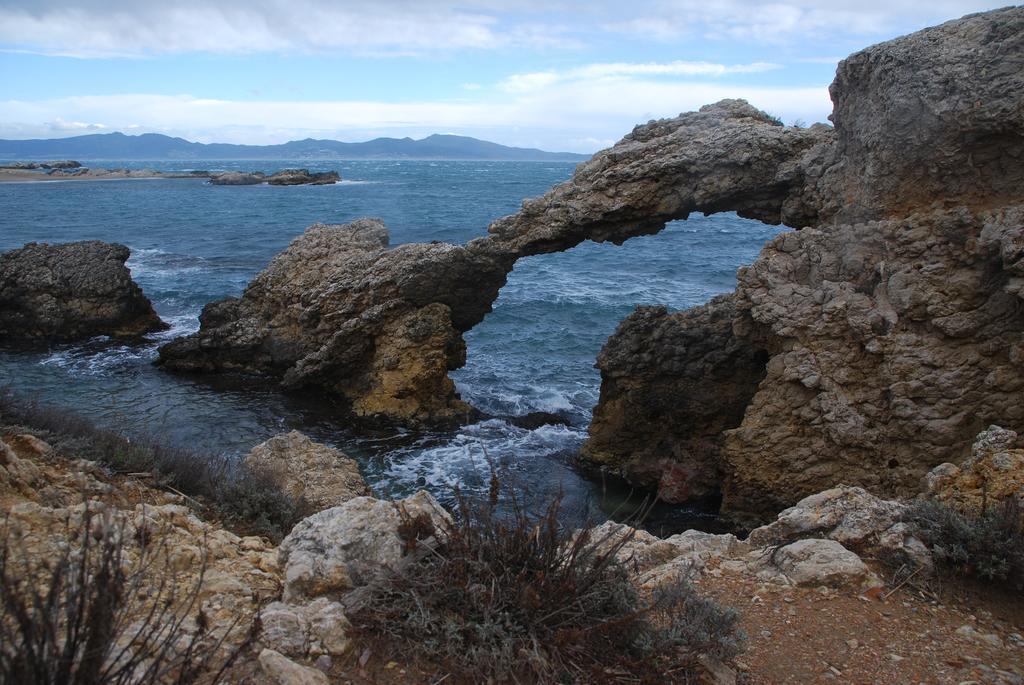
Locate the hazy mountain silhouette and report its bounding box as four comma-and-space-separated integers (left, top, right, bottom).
0, 132, 589, 161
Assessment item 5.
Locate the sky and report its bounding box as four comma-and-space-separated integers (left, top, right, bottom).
0, 0, 1010, 153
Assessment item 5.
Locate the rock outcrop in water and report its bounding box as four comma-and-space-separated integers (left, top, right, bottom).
582, 296, 771, 503
0, 165, 340, 184
158, 218, 511, 424
0, 241, 167, 342
0, 160, 82, 170
208, 169, 340, 186
159, 7, 1024, 521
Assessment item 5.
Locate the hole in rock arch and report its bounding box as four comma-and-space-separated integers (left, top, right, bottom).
451, 212, 788, 430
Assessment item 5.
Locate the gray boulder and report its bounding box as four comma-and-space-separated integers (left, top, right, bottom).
277, 490, 450, 603
760, 538, 875, 588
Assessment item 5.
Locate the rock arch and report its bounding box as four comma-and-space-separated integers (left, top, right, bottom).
157, 100, 829, 422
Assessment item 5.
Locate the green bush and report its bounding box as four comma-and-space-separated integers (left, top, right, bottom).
905, 497, 1024, 589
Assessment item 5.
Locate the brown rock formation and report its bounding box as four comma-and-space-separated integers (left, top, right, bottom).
159, 102, 826, 424
245, 431, 371, 512
0, 240, 167, 342
582, 296, 769, 502
924, 425, 1024, 519
587, 8, 1024, 523
158, 218, 510, 424
477, 99, 832, 257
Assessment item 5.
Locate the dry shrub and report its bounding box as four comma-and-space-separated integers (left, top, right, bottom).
0, 507, 258, 685
350, 488, 744, 684
0, 389, 305, 541
905, 496, 1024, 590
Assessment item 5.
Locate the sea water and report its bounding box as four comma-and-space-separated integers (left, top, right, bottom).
0, 160, 785, 531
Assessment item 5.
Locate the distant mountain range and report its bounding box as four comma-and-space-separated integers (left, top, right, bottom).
0, 132, 589, 162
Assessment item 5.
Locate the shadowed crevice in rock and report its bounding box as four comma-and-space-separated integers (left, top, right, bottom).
582, 295, 771, 503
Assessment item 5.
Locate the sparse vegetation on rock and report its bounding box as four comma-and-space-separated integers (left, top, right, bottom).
0, 505, 259, 684
0, 391, 307, 541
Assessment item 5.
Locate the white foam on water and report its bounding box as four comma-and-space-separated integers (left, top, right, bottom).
39, 342, 155, 375
127, 248, 210, 279
154, 313, 201, 339
380, 419, 584, 496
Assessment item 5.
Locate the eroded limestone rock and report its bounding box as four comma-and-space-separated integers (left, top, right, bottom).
259, 599, 351, 658
157, 100, 828, 425
245, 431, 371, 512
719, 207, 1024, 521
754, 539, 875, 588
278, 490, 450, 602
158, 218, 508, 425
0, 241, 167, 342
258, 649, 330, 685
155, 8, 1024, 521
583, 9, 1024, 521
480, 99, 832, 256
746, 486, 933, 571
747, 487, 905, 549
820, 7, 1024, 222
924, 425, 1024, 517
583, 296, 769, 501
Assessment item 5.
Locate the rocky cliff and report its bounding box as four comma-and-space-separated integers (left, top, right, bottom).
0, 240, 167, 342
586, 8, 1024, 522
158, 8, 1023, 520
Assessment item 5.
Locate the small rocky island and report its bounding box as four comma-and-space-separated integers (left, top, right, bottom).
0, 163, 341, 185
209, 169, 341, 185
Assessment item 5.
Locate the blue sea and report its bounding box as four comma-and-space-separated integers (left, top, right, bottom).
0, 160, 785, 531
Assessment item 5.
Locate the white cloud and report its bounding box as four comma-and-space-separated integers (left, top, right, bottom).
0, 1, 575, 57
602, 0, 1004, 44
0, 81, 831, 152
45, 117, 107, 132
0, 0, 1004, 57
499, 60, 781, 92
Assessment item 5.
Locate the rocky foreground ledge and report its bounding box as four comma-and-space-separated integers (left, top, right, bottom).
1, 415, 1021, 683
0, 240, 166, 342
157, 7, 1024, 523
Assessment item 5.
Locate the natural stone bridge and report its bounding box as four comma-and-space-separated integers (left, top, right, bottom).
159, 7, 1024, 522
